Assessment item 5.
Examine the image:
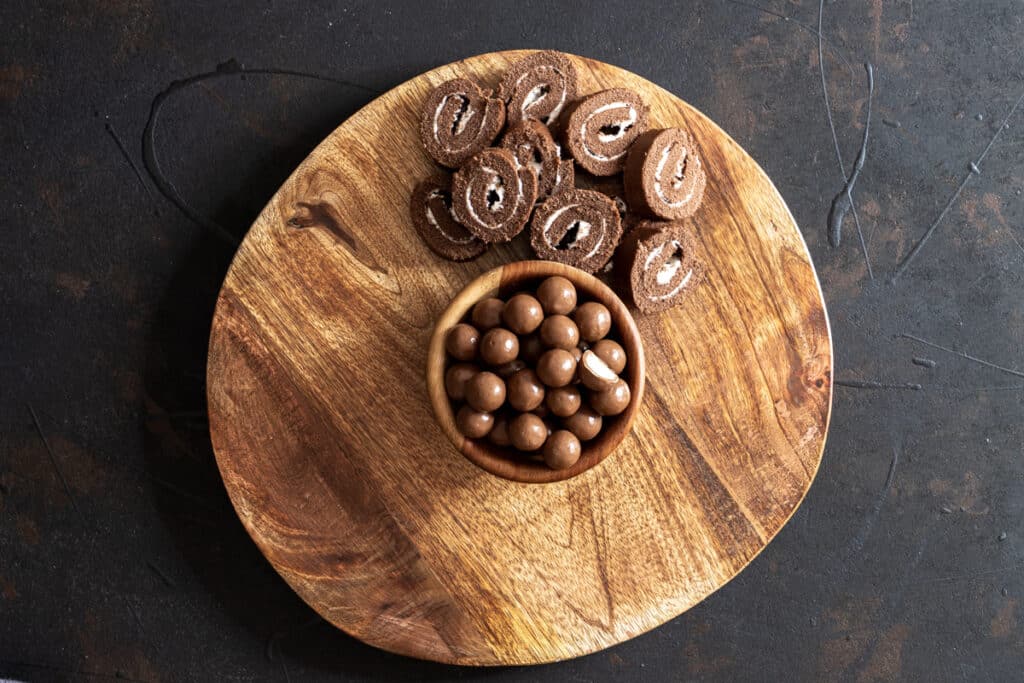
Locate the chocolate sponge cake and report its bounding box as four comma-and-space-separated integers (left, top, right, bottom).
498, 50, 578, 126
451, 148, 538, 243
420, 78, 506, 168
562, 88, 649, 176
530, 189, 623, 273
617, 221, 703, 313
410, 177, 488, 261
624, 128, 706, 220
500, 120, 573, 201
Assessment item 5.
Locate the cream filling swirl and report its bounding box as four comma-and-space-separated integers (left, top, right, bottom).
652, 142, 699, 208
643, 241, 694, 300
425, 190, 474, 244
543, 205, 604, 258
580, 101, 638, 161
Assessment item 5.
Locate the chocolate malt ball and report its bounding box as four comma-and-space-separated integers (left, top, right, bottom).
479, 328, 519, 366
510, 412, 547, 451
536, 348, 577, 388
536, 276, 577, 315
456, 405, 493, 438
465, 371, 506, 412
445, 323, 480, 361
543, 430, 582, 470
503, 294, 544, 335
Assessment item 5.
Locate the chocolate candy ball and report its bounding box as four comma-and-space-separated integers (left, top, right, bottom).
536, 348, 577, 388
507, 369, 545, 411
578, 350, 619, 391
539, 314, 580, 350
592, 339, 626, 374
479, 328, 519, 366
456, 405, 493, 438
590, 378, 631, 416
495, 359, 526, 379
444, 363, 478, 401
519, 334, 545, 364
543, 430, 582, 470
471, 297, 505, 331
546, 386, 582, 417
510, 412, 547, 451
536, 276, 577, 315
465, 371, 506, 412
445, 323, 480, 361
503, 294, 544, 335
574, 302, 611, 342
562, 406, 602, 440
488, 413, 512, 447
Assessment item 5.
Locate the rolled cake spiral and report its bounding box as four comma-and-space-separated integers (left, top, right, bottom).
562, 88, 649, 176
419, 78, 506, 168
498, 50, 578, 126
624, 128, 706, 219
617, 221, 703, 313
452, 148, 538, 243
499, 120, 574, 201
530, 189, 623, 273
410, 177, 487, 261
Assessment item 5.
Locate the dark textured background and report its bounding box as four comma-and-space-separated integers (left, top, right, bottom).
2, 1, 1023, 680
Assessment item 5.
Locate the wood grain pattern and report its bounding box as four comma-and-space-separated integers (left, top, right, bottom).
207, 50, 833, 665
426, 260, 646, 484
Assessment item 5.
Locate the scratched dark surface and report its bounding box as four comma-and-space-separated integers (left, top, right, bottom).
2, 1, 1023, 681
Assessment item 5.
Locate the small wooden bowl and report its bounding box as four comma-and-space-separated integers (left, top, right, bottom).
426, 260, 646, 484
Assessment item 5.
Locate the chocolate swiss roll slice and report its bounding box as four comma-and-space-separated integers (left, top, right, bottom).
452, 148, 538, 243
617, 221, 704, 313
498, 50, 578, 126
562, 88, 649, 176
419, 78, 506, 168
410, 177, 488, 261
624, 128, 707, 219
499, 120, 574, 201
530, 189, 623, 273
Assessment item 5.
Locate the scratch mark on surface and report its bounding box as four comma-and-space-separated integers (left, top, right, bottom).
123, 595, 147, 637
827, 64, 876, 284
1002, 224, 1024, 257
912, 357, 937, 368
817, 0, 873, 278
883, 443, 899, 490
105, 121, 160, 212
28, 403, 81, 515
146, 560, 176, 588
142, 59, 380, 249
842, 442, 900, 562
892, 89, 1024, 280
915, 558, 1024, 584
899, 333, 1024, 378
835, 379, 922, 390
724, 0, 855, 72
941, 384, 1024, 392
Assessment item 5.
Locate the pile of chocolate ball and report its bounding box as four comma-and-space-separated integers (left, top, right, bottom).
444, 276, 632, 470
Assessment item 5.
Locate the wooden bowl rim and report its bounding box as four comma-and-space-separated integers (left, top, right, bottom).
426, 260, 647, 484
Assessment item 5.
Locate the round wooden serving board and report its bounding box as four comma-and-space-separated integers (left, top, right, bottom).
207, 50, 833, 665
